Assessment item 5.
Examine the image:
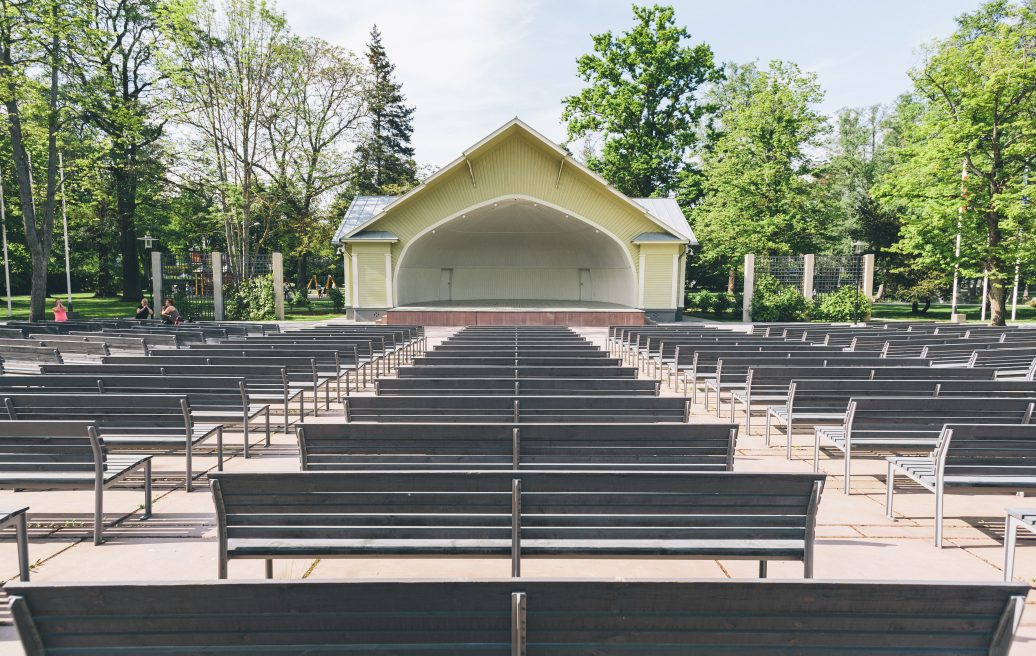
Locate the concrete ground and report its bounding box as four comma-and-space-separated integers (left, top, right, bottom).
0, 324, 1035, 653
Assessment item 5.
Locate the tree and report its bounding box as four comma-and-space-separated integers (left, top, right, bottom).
259, 36, 365, 286
74, 0, 165, 300
562, 4, 721, 198
0, 0, 76, 320
690, 60, 834, 292
160, 0, 289, 277
345, 25, 416, 199
879, 1, 1036, 325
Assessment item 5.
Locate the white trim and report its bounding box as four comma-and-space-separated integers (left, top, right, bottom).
671, 253, 679, 307
384, 252, 394, 307
338, 118, 684, 241
393, 194, 638, 307
346, 249, 354, 306
350, 249, 359, 308
638, 252, 646, 308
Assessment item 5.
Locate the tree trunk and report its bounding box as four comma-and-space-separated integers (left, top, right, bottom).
727, 268, 736, 294
989, 279, 1006, 326
911, 301, 919, 314
113, 161, 140, 300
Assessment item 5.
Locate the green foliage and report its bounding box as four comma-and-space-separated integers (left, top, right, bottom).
874, 1, 1036, 325
686, 290, 716, 313
691, 61, 836, 283
813, 286, 872, 322
327, 286, 345, 312
750, 274, 812, 322
289, 289, 309, 309
563, 4, 721, 197
344, 25, 418, 200
225, 275, 276, 321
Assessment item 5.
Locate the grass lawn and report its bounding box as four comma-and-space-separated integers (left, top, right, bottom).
0, 293, 138, 320
872, 302, 1036, 323
0, 293, 343, 322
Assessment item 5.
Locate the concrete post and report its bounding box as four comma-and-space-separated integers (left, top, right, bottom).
742, 253, 755, 322
272, 252, 285, 320
211, 252, 224, 321
151, 251, 162, 306
802, 254, 815, 301
862, 253, 876, 300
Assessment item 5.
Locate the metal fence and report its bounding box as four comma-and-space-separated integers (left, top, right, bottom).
161, 252, 215, 321
761, 255, 805, 294
813, 255, 863, 301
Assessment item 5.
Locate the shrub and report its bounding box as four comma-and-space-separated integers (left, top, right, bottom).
686, 290, 716, 313
713, 291, 731, 316
289, 289, 309, 309
328, 286, 345, 312
814, 285, 872, 322
750, 274, 811, 322
1028, 297, 1036, 309
225, 274, 276, 321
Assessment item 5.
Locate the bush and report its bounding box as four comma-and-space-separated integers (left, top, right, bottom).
713, 292, 732, 316
225, 274, 276, 321
289, 289, 309, 309
750, 274, 811, 322
814, 285, 872, 322
686, 290, 716, 313
1028, 297, 1036, 309
328, 286, 345, 312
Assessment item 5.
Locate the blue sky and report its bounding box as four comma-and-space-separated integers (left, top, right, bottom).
282, 0, 985, 167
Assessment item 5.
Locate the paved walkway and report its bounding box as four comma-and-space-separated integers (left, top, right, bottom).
0, 325, 1034, 653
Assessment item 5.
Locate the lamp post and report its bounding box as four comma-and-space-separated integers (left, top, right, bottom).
58, 153, 72, 309
852, 241, 867, 325
138, 234, 156, 299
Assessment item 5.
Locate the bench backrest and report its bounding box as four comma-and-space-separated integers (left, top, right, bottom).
210, 470, 822, 550
297, 422, 737, 471
8, 579, 1023, 654
0, 420, 102, 472
846, 397, 1034, 437
936, 423, 1036, 482
342, 395, 689, 423
0, 394, 189, 428
375, 377, 659, 396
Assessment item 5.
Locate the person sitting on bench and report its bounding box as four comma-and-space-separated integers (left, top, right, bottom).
161, 299, 182, 325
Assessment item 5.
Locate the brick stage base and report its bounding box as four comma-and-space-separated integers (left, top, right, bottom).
382, 309, 645, 327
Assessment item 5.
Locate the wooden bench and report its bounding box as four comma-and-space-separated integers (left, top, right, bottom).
297, 422, 737, 471
886, 424, 1036, 546
210, 470, 824, 578
0, 421, 151, 544
43, 362, 307, 431
0, 375, 271, 456
342, 395, 691, 423
813, 397, 1034, 494
8, 578, 1026, 654
396, 364, 639, 378
0, 506, 29, 581
375, 377, 660, 395
1004, 508, 1036, 582
764, 370, 1000, 452
0, 394, 221, 491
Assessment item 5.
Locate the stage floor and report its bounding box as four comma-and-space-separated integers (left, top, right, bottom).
384, 300, 645, 326
396, 299, 631, 312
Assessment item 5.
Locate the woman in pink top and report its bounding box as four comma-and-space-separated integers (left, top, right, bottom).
52, 299, 67, 322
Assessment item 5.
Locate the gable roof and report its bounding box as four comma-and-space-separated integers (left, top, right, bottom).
332, 118, 693, 245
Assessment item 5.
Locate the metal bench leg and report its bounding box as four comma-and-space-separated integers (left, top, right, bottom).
265, 407, 271, 447
884, 461, 895, 519
143, 460, 153, 519
265, 559, 273, 579
16, 512, 28, 581
765, 413, 771, 446
758, 561, 767, 578
217, 427, 224, 471
1005, 515, 1020, 581
94, 483, 104, 546
218, 552, 228, 579
186, 439, 193, 493
843, 449, 852, 496
243, 413, 250, 460
812, 429, 821, 473
935, 487, 944, 548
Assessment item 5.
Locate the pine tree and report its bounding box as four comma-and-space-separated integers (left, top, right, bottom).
348, 26, 418, 198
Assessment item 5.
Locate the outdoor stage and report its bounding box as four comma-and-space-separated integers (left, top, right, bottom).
381, 300, 646, 326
